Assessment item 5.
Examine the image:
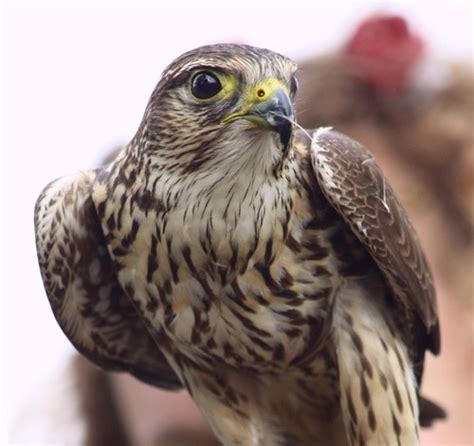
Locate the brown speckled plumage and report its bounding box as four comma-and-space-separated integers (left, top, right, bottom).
35, 44, 443, 445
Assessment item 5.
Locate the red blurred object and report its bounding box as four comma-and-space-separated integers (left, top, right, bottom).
344, 15, 424, 93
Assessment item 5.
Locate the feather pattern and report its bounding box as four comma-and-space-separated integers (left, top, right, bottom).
34, 171, 181, 389
310, 129, 439, 354
33, 44, 445, 445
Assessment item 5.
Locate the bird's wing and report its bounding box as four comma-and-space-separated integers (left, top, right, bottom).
308, 128, 440, 355
34, 170, 182, 389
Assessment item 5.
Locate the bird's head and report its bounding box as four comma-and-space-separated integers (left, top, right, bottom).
138, 44, 298, 178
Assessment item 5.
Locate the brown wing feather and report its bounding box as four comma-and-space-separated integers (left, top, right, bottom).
309, 128, 440, 354
34, 171, 182, 389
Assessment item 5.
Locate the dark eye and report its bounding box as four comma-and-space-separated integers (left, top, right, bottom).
191, 71, 222, 99
290, 75, 299, 96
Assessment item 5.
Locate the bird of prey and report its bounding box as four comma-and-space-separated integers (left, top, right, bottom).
35, 44, 444, 445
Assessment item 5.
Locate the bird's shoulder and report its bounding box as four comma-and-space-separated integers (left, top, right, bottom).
34, 169, 181, 389
292, 127, 440, 358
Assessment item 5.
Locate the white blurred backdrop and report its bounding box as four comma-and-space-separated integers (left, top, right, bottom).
1, 0, 472, 443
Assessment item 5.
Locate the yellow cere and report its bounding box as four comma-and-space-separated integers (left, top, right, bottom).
223, 77, 289, 123
248, 78, 289, 103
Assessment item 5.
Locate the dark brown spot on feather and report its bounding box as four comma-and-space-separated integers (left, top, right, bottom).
245, 345, 266, 363
223, 342, 235, 358
182, 244, 197, 275
284, 327, 302, 338
191, 327, 201, 344
248, 335, 273, 352
391, 378, 404, 413
312, 265, 329, 276
223, 387, 238, 406
274, 288, 299, 299
146, 293, 158, 315
344, 312, 354, 326
279, 267, 294, 288
347, 388, 358, 423
168, 253, 179, 283
394, 344, 406, 373
254, 262, 279, 290
146, 235, 158, 282
272, 343, 285, 361
303, 288, 331, 300
286, 234, 302, 253
229, 243, 238, 271
274, 308, 306, 325
106, 213, 116, 230
392, 412, 402, 438
135, 189, 161, 213
351, 330, 364, 353
230, 293, 256, 313
206, 338, 217, 349
361, 354, 374, 379
231, 309, 270, 337
112, 246, 127, 257
360, 374, 370, 407
379, 371, 389, 390
264, 238, 274, 265
368, 408, 376, 431
96, 201, 106, 218
204, 380, 221, 397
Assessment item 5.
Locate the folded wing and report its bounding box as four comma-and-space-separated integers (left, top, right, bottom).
310, 128, 440, 356
34, 170, 181, 389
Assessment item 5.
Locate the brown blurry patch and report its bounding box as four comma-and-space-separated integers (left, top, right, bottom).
73, 355, 130, 446
154, 428, 220, 446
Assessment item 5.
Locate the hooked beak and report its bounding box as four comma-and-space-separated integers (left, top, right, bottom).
224, 87, 294, 152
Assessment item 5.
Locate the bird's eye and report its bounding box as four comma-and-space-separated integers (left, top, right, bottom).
191, 71, 222, 99
290, 76, 299, 96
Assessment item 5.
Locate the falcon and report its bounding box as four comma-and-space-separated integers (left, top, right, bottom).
35, 44, 444, 445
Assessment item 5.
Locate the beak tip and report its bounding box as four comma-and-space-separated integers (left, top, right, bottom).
256, 88, 294, 152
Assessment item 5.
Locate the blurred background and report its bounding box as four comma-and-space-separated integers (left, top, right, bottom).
1, 1, 472, 445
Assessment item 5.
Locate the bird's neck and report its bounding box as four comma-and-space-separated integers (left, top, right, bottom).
140, 139, 297, 270
144, 130, 294, 214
